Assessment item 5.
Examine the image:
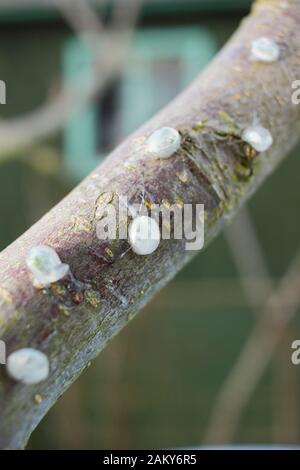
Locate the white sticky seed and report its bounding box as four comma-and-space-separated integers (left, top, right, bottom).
26, 245, 69, 286
129, 215, 160, 255
250, 37, 280, 63
146, 127, 181, 159
7, 348, 49, 385
241, 125, 273, 152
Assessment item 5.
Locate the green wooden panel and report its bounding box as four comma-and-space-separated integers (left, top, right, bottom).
120, 27, 217, 137
63, 27, 216, 180
63, 37, 98, 181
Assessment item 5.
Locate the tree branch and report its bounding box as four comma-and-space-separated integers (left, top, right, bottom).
0, 0, 300, 449
0, 0, 140, 159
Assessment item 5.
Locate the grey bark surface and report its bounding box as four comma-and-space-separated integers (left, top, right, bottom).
0, 0, 300, 449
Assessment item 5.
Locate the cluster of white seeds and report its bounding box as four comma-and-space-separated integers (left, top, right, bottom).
146, 127, 181, 159
250, 37, 280, 63
7, 348, 49, 385
8, 246, 63, 385
129, 215, 160, 255
26, 245, 69, 286
242, 125, 273, 152
127, 128, 180, 255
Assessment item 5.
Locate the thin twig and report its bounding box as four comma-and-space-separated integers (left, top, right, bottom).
203, 249, 300, 443
0, 0, 140, 157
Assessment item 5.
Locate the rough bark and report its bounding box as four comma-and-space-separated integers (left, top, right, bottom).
0, 0, 300, 449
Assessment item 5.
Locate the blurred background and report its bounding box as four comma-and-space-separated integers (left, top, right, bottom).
0, 0, 300, 449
